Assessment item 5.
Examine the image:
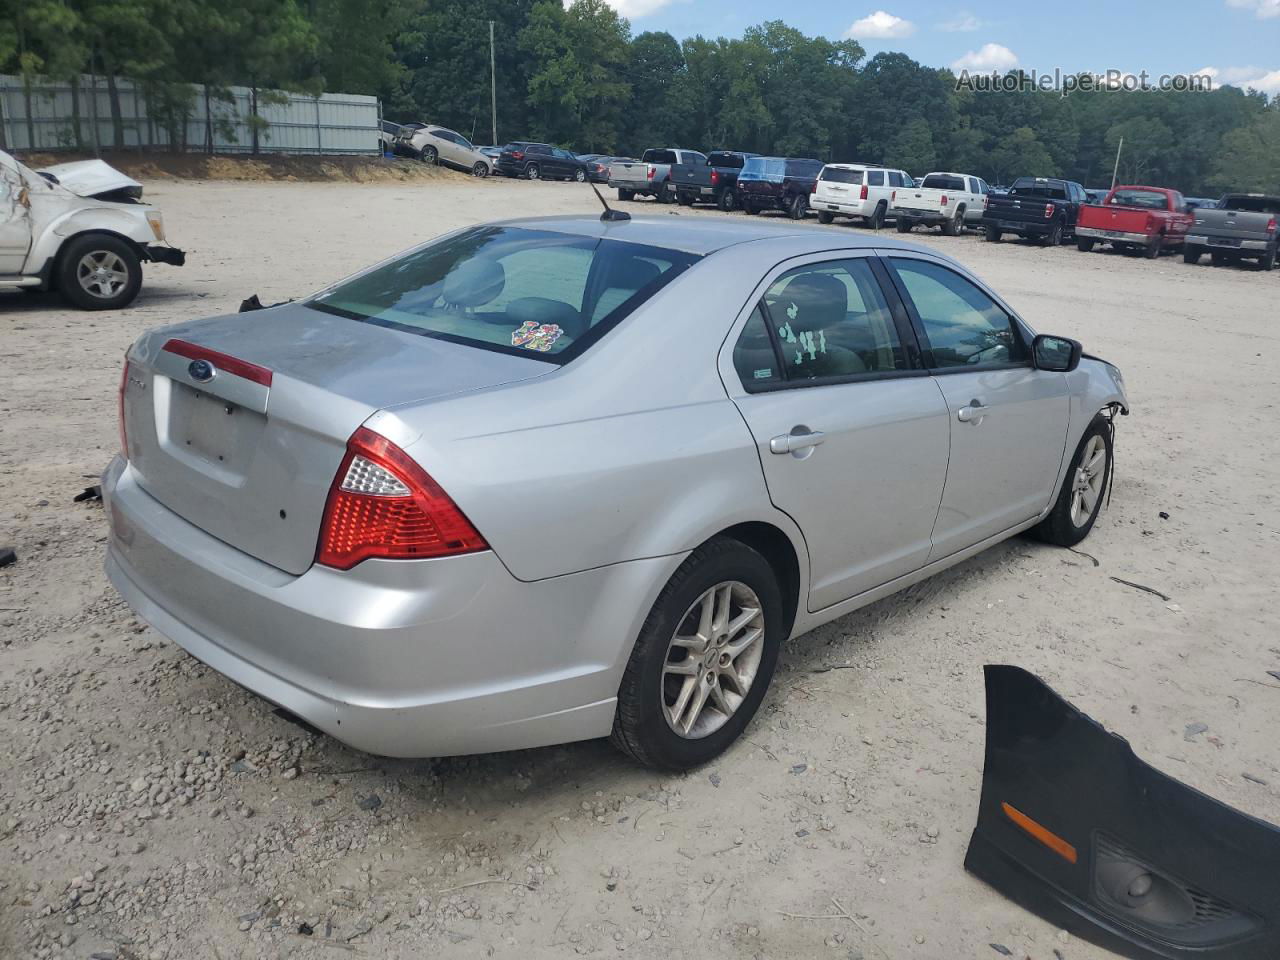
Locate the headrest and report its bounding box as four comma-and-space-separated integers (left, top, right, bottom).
442, 258, 505, 307
612, 257, 661, 292
778, 273, 847, 333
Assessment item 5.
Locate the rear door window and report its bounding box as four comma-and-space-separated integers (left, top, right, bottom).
867, 170, 886, 186
734, 259, 909, 389
310, 227, 699, 363
888, 171, 903, 187
888, 258, 1026, 369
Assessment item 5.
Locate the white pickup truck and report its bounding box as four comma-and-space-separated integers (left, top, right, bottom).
608, 148, 706, 203
894, 171, 990, 236
1, 150, 184, 309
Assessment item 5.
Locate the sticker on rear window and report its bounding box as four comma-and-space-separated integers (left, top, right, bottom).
511, 321, 564, 352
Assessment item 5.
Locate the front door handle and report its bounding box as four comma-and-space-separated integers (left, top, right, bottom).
770, 428, 826, 456
956, 399, 987, 424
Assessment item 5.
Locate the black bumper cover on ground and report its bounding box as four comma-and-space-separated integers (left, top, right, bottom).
145, 245, 186, 267
965, 665, 1280, 960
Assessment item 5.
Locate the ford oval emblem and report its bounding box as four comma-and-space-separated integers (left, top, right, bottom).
188, 359, 216, 383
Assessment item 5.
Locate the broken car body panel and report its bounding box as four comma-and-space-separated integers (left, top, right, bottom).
0, 149, 184, 295
966, 665, 1280, 960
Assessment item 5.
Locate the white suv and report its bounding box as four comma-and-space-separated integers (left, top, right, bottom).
813, 164, 911, 229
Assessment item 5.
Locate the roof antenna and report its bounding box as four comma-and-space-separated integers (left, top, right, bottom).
591, 182, 630, 222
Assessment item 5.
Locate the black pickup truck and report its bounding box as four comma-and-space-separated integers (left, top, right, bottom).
667, 151, 758, 211
982, 176, 1088, 245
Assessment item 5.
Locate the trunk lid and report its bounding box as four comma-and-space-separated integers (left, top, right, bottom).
121, 303, 554, 575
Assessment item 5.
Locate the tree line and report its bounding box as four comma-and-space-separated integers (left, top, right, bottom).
3, 0, 1277, 194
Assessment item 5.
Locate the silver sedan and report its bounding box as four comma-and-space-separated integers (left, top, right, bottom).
103, 215, 1128, 770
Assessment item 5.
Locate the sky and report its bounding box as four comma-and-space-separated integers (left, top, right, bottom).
592, 0, 1280, 95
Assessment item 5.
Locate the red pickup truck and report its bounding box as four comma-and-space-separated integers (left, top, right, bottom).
1075, 185, 1194, 259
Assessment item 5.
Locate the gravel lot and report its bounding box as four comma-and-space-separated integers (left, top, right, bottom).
2, 172, 1278, 960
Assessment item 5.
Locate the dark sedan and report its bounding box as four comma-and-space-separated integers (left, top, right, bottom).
495, 142, 589, 182
580, 155, 635, 184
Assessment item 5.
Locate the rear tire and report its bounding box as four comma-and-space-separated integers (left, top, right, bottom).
618, 188, 635, 202
1210, 251, 1228, 266
1183, 245, 1201, 264
677, 191, 694, 207
1144, 234, 1162, 259
57, 234, 143, 311
420, 146, 438, 165
787, 194, 808, 220
896, 217, 913, 233
716, 189, 736, 213
941, 208, 962, 236
985, 226, 1002, 243
525, 163, 540, 180
610, 537, 784, 771
1076, 238, 1095, 252
1044, 219, 1064, 247
1260, 245, 1276, 271
817, 210, 834, 225
869, 202, 886, 230
742, 203, 758, 215
657, 183, 676, 204
1030, 415, 1113, 548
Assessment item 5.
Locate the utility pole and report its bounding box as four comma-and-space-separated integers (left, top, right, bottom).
489, 20, 498, 146
1110, 135, 1123, 191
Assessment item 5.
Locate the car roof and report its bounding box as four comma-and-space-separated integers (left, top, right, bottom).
488, 214, 942, 257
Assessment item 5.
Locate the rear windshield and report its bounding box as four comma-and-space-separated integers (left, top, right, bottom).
740, 157, 786, 181
922, 174, 965, 191
820, 167, 863, 184
785, 159, 823, 178
1220, 195, 1280, 214
310, 227, 699, 363
707, 152, 747, 168
1010, 179, 1067, 200
642, 149, 677, 164
1109, 189, 1167, 209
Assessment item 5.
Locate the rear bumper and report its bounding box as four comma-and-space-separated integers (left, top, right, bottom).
102, 457, 679, 758
983, 217, 1052, 235
814, 197, 873, 217
145, 245, 185, 267
894, 208, 947, 223
1185, 234, 1271, 251
608, 178, 653, 192
1076, 226, 1150, 244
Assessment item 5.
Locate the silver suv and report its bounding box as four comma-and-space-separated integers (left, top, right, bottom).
398, 124, 492, 177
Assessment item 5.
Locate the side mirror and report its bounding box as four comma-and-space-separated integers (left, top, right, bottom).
1033, 334, 1082, 372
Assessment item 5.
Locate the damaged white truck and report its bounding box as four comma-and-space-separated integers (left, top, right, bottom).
0, 150, 184, 310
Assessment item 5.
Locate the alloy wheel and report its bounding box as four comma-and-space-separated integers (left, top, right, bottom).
76, 251, 130, 300
661, 581, 765, 739
1070, 434, 1107, 527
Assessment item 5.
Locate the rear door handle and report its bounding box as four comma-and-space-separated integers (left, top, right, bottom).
957, 399, 987, 424
770, 429, 825, 455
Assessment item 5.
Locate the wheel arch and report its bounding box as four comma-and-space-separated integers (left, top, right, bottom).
704, 521, 802, 640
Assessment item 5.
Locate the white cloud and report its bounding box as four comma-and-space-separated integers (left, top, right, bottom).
1226, 0, 1280, 19
939, 12, 981, 32
951, 43, 1019, 72
845, 10, 916, 39
565, 0, 676, 17
1196, 64, 1280, 94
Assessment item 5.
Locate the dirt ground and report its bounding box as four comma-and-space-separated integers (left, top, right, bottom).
2, 171, 1278, 960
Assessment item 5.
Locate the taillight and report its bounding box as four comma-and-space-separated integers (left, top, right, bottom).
1268, 217, 1278, 234
512, 150, 524, 160
118, 355, 130, 459
710, 169, 719, 186
316, 427, 488, 570
940, 195, 949, 206
891, 190, 896, 202
860, 184, 869, 200
810, 181, 817, 194
646, 166, 655, 180
1044, 203, 1054, 219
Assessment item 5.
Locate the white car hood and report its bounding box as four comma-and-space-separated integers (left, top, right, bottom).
37, 159, 143, 199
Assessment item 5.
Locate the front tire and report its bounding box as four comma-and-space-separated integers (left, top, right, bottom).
611, 538, 784, 771
57, 234, 143, 311
420, 146, 438, 165
472, 161, 489, 178
1030, 416, 1113, 547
